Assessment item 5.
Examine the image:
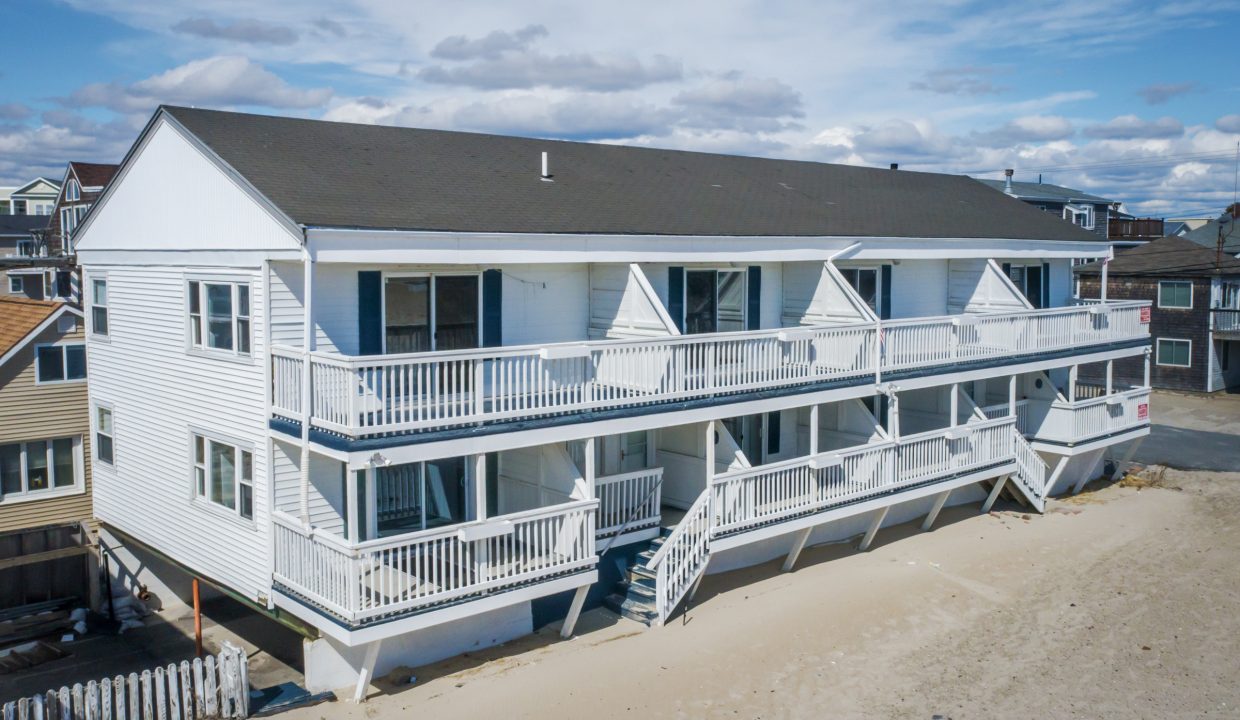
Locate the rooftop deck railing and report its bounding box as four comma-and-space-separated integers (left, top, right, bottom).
980, 386, 1150, 445
1213, 308, 1240, 333
272, 500, 598, 625
271, 301, 1149, 438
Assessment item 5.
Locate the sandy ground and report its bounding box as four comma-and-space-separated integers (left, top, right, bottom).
281, 462, 1240, 720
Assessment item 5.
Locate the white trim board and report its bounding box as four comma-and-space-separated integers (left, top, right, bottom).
273, 570, 597, 646
0, 305, 83, 369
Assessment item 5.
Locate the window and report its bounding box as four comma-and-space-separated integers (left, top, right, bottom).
1063, 205, 1094, 229
1156, 338, 1191, 367
1158, 281, 1192, 309
36, 344, 86, 383
65, 180, 80, 202
91, 279, 108, 336
188, 280, 251, 355
96, 406, 114, 465
191, 433, 253, 520
383, 274, 479, 352
61, 208, 74, 237
683, 269, 747, 334
8, 276, 23, 294
839, 267, 882, 315
0, 437, 79, 500
16, 240, 34, 257
1005, 263, 1045, 309
1219, 283, 1240, 310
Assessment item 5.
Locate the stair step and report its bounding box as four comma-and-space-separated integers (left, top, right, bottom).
619, 578, 657, 599
603, 593, 658, 625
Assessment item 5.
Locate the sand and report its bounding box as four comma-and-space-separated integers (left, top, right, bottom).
288, 466, 1240, 719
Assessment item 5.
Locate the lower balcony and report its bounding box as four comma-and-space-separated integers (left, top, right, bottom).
981, 384, 1151, 450
1215, 308, 1240, 340
271, 301, 1149, 442
271, 499, 599, 631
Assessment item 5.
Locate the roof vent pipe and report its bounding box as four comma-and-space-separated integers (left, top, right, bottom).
1004, 168, 1014, 194
541, 151, 553, 182
889, 163, 898, 170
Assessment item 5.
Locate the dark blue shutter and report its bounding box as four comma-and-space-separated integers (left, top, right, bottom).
1041, 262, 1051, 308
668, 267, 685, 333
766, 411, 781, 456
358, 271, 382, 355
880, 265, 892, 320
482, 269, 503, 347
747, 266, 762, 330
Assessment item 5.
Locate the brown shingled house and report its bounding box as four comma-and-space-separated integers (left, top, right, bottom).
1076, 235, 1240, 392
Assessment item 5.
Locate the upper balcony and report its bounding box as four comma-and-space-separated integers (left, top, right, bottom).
271, 300, 1150, 442
1213, 308, 1240, 340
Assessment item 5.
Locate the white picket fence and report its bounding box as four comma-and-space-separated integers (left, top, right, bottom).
2, 645, 249, 720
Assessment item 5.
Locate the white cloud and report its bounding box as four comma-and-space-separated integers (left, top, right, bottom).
68, 55, 332, 113
910, 66, 1007, 96
171, 17, 298, 45
1217, 114, 1240, 134
972, 115, 1075, 147
1083, 115, 1184, 139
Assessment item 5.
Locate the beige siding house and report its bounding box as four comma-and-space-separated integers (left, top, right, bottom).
0, 296, 92, 532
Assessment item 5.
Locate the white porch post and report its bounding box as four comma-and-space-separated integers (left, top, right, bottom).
1008, 375, 1017, 417
1105, 360, 1114, 395
1069, 365, 1078, 402
705, 420, 717, 479
560, 585, 590, 639
473, 454, 487, 521
345, 467, 359, 544
299, 249, 315, 527
1101, 258, 1109, 302
809, 404, 820, 456
584, 437, 597, 500
949, 382, 959, 427
352, 640, 383, 703
1144, 349, 1151, 386
890, 390, 901, 439
982, 473, 1010, 513
859, 506, 889, 551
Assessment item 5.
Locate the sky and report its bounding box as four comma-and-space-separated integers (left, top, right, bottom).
2, 0, 1239, 217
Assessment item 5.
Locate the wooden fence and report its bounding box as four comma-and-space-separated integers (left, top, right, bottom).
2, 644, 248, 720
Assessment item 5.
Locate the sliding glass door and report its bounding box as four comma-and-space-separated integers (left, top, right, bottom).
384, 274, 479, 353
374, 458, 469, 538
685, 269, 746, 334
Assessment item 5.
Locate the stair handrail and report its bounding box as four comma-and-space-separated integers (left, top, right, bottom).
645, 489, 710, 570
597, 469, 667, 557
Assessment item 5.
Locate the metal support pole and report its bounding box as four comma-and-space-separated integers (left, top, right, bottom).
192, 578, 202, 658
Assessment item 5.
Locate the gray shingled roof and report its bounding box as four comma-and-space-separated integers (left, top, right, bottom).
1074, 235, 1240, 276
163, 106, 1102, 241
1181, 217, 1240, 255
975, 179, 1114, 205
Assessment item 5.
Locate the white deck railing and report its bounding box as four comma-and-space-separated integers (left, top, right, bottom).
1037, 387, 1151, 444
271, 301, 1149, 437
709, 417, 1017, 536
595, 468, 663, 538
1213, 308, 1240, 333
647, 490, 711, 624
272, 500, 598, 624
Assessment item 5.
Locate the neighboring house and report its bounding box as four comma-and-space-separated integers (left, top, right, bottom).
9, 177, 61, 216
1179, 206, 1240, 258
47, 162, 118, 255
1076, 235, 1240, 393
0, 186, 16, 215
0, 296, 95, 611
0, 214, 74, 302
977, 173, 1115, 240
75, 106, 1152, 694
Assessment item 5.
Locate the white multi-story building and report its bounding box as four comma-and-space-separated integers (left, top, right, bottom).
75, 107, 1151, 694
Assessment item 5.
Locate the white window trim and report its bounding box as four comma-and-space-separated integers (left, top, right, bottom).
185, 276, 254, 361
65, 179, 80, 202
1063, 204, 1095, 230
0, 436, 85, 505
88, 274, 109, 340
1157, 280, 1193, 310
380, 271, 484, 354
8, 276, 23, 294
34, 342, 87, 385
1156, 338, 1192, 368
94, 402, 116, 468
188, 429, 256, 526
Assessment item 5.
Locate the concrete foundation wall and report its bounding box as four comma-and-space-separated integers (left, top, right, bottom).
303, 603, 532, 693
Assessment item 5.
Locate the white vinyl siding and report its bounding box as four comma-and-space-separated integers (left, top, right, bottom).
85, 265, 271, 600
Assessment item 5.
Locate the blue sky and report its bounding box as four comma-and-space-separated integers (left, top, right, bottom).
3, 0, 1239, 216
